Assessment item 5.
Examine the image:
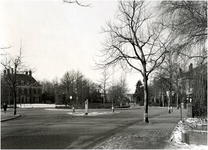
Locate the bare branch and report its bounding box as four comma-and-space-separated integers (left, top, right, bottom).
63, 0, 91, 7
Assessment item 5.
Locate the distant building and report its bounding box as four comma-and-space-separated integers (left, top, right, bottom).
126, 93, 134, 102
179, 63, 207, 114
1, 69, 42, 106
179, 63, 194, 98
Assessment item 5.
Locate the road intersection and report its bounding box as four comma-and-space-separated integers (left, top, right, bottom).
1, 106, 185, 149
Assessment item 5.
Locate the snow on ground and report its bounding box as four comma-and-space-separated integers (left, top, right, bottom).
185, 118, 207, 128
46, 108, 73, 111
45, 108, 120, 116
166, 118, 208, 149
67, 111, 120, 116
17, 104, 56, 108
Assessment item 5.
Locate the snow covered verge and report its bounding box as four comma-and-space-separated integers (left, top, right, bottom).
166, 118, 208, 149
17, 104, 55, 108
45, 108, 120, 116
67, 111, 120, 116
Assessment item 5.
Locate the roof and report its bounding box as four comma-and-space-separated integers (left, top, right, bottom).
16, 74, 36, 82
3, 73, 41, 87
180, 63, 207, 79
17, 74, 41, 86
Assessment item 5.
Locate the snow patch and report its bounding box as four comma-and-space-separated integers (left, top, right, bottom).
67, 111, 120, 116
18, 104, 55, 108
167, 118, 208, 149
45, 108, 71, 111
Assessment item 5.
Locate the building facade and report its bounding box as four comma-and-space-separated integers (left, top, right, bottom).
179, 63, 207, 116
1, 69, 42, 106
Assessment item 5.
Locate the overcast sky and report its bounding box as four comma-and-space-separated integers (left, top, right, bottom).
0, 0, 143, 93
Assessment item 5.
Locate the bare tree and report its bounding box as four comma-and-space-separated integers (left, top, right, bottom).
1, 45, 24, 115
159, 1, 207, 63
108, 75, 128, 107
63, 0, 91, 7
98, 69, 111, 104
97, 1, 168, 123
61, 70, 76, 102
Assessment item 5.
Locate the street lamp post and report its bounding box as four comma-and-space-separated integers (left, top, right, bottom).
63, 92, 66, 107
70, 96, 75, 112
111, 97, 114, 113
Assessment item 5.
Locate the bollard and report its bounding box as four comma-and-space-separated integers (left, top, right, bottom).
112, 106, 114, 113
168, 106, 171, 113
171, 107, 173, 112
85, 100, 88, 115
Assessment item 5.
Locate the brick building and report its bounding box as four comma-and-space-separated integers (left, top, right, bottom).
179, 63, 207, 116
1, 69, 42, 106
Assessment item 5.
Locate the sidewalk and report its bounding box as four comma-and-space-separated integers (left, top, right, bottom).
95, 108, 187, 149
1, 109, 21, 122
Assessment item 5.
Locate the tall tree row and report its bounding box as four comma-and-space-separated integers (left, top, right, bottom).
108, 75, 129, 106
41, 70, 102, 106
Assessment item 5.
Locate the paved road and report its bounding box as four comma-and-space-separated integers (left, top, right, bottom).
1, 107, 173, 149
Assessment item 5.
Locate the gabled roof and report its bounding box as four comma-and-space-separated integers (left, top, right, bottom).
180, 63, 207, 79
4, 73, 42, 87
16, 74, 36, 83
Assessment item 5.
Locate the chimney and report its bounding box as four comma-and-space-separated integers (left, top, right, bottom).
7, 69, 10, 75
179, 68, 182, 75
179, 68, 182, 73
3, 70, 6, 75
11, 68, 13, 74
29, 70, 32, 76
189, 63, 193, 72
25, 71, 28, 75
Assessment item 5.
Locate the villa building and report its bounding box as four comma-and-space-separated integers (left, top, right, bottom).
1, 69, 42, 106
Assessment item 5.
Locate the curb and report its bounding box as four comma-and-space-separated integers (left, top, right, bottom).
1, 114, 21, 122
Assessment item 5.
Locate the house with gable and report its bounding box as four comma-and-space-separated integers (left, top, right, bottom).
1, 69, 42, 106
179, 63, 207, 116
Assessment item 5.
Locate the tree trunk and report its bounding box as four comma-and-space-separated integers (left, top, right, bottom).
161, 90, 165, 107
14, 92, 17, 115
168, 95, 171, 113
143, 75, 149, 123
176, 92, 179, 109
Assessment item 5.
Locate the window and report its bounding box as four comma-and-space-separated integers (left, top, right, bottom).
24, 89, 27, 94
19, 88, 22, 94
38, 89, 42, 94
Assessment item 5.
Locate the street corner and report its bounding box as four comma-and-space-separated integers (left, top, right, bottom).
1, 112, 21, 122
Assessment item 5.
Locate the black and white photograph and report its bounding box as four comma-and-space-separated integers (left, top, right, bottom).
1, 0, 207, 149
